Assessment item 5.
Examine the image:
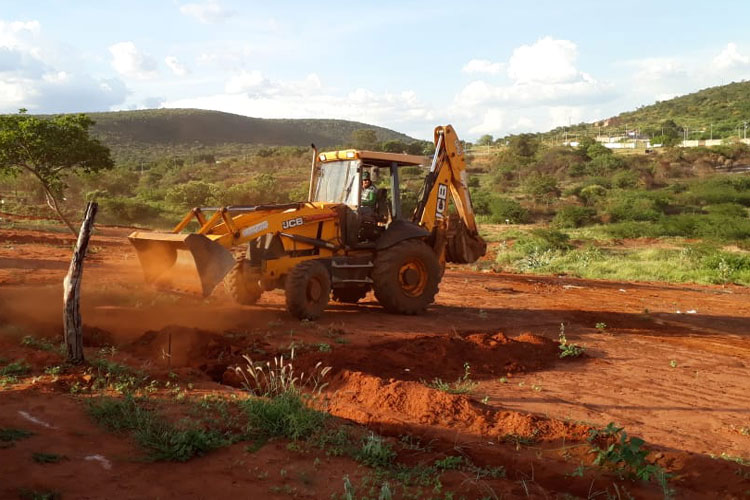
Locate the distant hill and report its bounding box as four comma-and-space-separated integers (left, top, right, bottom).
549, 80, 750, 140
84, 108, 415, 148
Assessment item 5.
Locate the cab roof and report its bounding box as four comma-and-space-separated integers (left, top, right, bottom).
318, 149, 426, 168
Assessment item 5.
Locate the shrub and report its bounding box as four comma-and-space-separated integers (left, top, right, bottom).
612, 170, 640, 188
165, 180, 219, 207
704, 203, 748, 217
98, 196, 162, 224
514, 228, 571, 254
217, 173, 284, 206
523, 174, 560, 204
241, 391, 326, 441
355, 433, 396, 468
605, 191, 667, 222
487, 197, 529, 223
679, 176, 750, 206
586, 151, 626, 176
602, 221, 662, 239
469, 188, 493, 216
87, 396, 229, 462
553, 206, 597, 228
578, 184, 607, 206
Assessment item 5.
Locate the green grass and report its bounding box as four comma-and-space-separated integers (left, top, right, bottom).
32, 452, 66, 464
0, 428, 34, 447
87, 358, 150, 394
21, 336, 61, 353
0, 359, 31, 385
18, 489, 61, 500
86, 396, 230, 462
496, 240, 750, 285
423, 362, 478, 395
240, 390, 327, 441
355, 433, 397, 468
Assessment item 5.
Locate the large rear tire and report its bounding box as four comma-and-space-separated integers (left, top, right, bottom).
285, 260, 331, 320
332, 286, 369, 304
224, 260, 262, 305
372, 239, 440, 315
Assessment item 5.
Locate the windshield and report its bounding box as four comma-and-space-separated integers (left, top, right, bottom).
312, 160, 360, 206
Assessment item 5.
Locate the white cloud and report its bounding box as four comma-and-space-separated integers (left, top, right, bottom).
452, 37, 615, 137
162, 72, 435, 132
225, 71, 322, 98
179, 1, 235, 24
468, 108, 505, 135
109, 41, 157, 79
462, 59, 503, 75
631, 57, 686, 82
712, 42, 749, 71
547, 106, 585, 129
165, 56, 189, 76
0, 19, 127, 113
508, 37, 579, 84
0, 19, 40, 47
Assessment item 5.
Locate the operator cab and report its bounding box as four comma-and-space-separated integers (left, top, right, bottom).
311, 150, 426, 247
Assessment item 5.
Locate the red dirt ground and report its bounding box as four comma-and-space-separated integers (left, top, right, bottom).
1, 217, 749, 499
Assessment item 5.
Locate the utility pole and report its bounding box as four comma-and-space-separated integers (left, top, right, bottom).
710, 123, 713, 141
744, 120, 748, 140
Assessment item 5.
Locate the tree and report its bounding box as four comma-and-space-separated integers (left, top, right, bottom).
523, 174, 560, 205
351, 129, 378, 150
0, 110, 114, 234
476, 134, 494, 146
508, 133, 540, 159
381, 140, 408, 153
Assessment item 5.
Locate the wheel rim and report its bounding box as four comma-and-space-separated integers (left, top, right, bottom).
398, 258, 428, 297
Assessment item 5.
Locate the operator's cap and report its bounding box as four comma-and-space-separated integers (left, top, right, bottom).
362, 171, 370, 180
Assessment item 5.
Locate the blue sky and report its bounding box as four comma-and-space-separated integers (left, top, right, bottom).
1, 0, 749, 140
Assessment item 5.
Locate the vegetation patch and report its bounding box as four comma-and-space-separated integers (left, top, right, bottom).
87, 396, 231, 462
1, 359, 31, 385
423, 362, 478, 394
0, 428, 34, 447
32, 452, 66, 464
240, 390, 327, 442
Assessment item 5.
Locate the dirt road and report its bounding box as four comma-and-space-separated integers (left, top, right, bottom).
1, 222, 748, 498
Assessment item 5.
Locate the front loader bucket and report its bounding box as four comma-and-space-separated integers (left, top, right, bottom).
128, 232, 236, 297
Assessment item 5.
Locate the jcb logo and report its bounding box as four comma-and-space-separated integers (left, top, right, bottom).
282, 217, 304, 230
435, 183, 448, 219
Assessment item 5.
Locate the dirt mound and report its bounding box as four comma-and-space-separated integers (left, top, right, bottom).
294, 331, 561, 382
128, 325, 269, 379
326, 370, 590, 443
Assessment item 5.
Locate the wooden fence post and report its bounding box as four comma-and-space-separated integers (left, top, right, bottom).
63, 202, 98, 364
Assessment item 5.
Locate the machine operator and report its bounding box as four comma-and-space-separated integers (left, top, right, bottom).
360, 171, 377, 211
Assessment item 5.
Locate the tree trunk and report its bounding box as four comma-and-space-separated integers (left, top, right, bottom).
43, 187, 77, 236
63, 202, 98, 364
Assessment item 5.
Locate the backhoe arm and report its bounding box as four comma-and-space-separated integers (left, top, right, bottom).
413, 124, 486, 264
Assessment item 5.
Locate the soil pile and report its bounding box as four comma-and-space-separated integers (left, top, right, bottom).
294, 331, 561, 382
325, 369, 590, 443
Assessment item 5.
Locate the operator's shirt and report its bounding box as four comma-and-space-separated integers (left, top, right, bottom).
361, 185, 377, 208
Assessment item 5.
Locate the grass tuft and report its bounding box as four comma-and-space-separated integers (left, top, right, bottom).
32, 452, 66, 464
241, 390, 326, 441
87, 396, 229, 462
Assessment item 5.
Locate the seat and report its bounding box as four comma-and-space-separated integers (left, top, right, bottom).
374, 188, 390, 222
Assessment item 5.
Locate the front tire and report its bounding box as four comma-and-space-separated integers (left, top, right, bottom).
372, 239, 440, 315
224, 260, 262, 305
285, 260, 331, 320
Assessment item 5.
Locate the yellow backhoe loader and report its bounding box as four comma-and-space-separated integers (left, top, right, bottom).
129, 124, 486, 319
